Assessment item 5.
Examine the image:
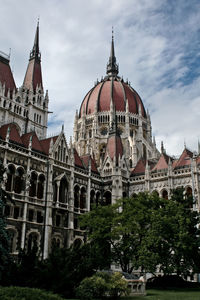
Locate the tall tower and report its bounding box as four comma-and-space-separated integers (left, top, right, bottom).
0, 22, 49, 139
20, 21, 49, 139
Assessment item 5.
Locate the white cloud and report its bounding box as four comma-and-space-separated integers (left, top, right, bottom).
0, 0, 200, 156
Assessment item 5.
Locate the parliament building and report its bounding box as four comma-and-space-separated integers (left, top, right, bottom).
0, 24, 199, 259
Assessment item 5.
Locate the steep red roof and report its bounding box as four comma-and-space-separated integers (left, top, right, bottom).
174, 148, 193, 168
21, 132, 44, 153
23, 57, 43, 91
106, 134, 123, 163
152, 153, 172, 171
40, 136, 58, 155
74, 148, 84, 168
0, 55, 16, 97
23, 23, 43, 91
131, 158, 146, 175
80, 155, 99, 173
0, 123, 23, 145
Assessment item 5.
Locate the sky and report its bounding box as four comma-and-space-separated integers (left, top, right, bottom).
1, 0, 200, 156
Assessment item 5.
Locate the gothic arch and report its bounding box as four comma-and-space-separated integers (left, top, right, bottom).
29, 171, 38, 197
51, 234, 63, 249
7, 227, 18, 253
74, 184, 80, 208
26, 230, 41, 253
37, 173, 45, 199
59, 176, 68, 203
6, 164, 16, 192
162, 189, 168, 200
90, 189, 96, 210
80, 186, 86, 209
102, 190, 112, 206
14, 167, 24, 194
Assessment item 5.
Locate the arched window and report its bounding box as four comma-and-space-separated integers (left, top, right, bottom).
14, 168, 24, 194
74, 185, 80, 208
37, 174, 45, 199
27, 232, 39, 253
29, 172, 37, 197
162, 190, 168, 200
6, 165, 15, 192
53, 182, 58, 203
58, 146, 61, 161
130, 159, 132, 168
7, 229, 17, 253
61, 140, 63, 161
3, 100, 6, 108
186, 186, 193, 208
59, 177, 68, 203
80, 187, 86, 209
96, 191, 100, 206
102, 191, 112, 206
90, 190, 96, 210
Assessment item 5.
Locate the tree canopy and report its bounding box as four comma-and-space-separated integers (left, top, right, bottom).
80, 189, 200, 276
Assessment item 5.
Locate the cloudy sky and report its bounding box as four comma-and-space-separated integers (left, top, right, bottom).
1, 0, 200, 156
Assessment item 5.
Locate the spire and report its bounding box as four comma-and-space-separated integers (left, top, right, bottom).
30, 20, 41, 61
23, 21, 43, 91
106, 28, 119, 76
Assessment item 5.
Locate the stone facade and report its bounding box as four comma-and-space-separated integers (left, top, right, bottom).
1, 24, 199, 259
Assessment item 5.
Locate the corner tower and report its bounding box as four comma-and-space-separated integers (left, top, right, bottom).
20, 21, 49, 139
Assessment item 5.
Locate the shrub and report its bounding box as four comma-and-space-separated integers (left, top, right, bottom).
76, 271, 129, 299
0, 286, 65, 300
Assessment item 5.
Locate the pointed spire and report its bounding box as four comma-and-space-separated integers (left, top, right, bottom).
30, 20, 41, 61
106, 28, 119, 76
161, 141, 164, 154
198, 140, 200, 155
23, 21, 43, 91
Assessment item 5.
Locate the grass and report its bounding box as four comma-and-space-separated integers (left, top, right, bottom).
1, 286, 200, 300
122, 288, 200, 300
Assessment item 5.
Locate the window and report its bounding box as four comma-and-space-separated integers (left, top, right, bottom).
28, 209, 34, 222
74, 218, 78, 229
56, 215, 61, 227
4, 205, 10, 217
13, 207, 20, 219
27, 233, 38, 252
37, 211, 43, 223
14, 168, 24, 194
37, 174, 45, 199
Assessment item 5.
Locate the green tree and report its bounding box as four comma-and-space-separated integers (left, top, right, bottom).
141, 188, 200, 276
80, 190, 200, 276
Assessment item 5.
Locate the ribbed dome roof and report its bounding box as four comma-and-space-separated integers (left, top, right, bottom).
79, 33, 146, 119
79, 76, 146, 118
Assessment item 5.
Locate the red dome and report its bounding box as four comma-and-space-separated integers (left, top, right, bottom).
79, 77, 146, 118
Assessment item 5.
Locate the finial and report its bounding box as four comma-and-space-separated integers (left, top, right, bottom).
8, 48, 11, 59
62, 124, 64, 132
184, 139, 186, 149
30, 20, 40, 60
106, 27, 119, 76
161, 141, 164, 154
